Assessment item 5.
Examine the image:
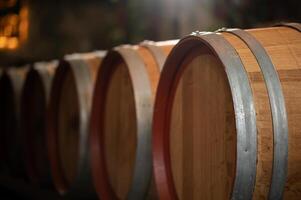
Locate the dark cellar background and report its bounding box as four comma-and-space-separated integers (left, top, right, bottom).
0, 0, 300, 67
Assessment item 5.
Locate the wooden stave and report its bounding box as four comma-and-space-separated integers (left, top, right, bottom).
140, 40, 178, 72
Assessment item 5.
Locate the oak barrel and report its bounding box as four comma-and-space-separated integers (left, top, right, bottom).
153, 23, 301, 200
90, 40, 177, 200
21, 61, 57, 185
0, 67, 28, 178
47, 51, 106, 197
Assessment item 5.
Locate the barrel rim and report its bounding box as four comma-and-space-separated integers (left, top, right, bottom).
152, 32, 257, 200
140, 41, 166, 71
47, 59, 94, 195
90, 45, 154, 200
0, 68, 27, 177
21, 67, 50, 184
0, 70, 16, 168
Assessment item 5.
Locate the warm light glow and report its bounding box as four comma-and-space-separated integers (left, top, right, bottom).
0, 2, 29, 50
0, 36, 7, 48
6, 37, 18, 49
8, 14, 19, 25
4, 25, 13, 36
19, 6, 29, 42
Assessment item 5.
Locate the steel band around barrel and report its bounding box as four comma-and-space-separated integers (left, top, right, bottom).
193, 32, 257, 200
221, 28, 289, 200
116, 46, 153, 200
276, 22, 301, 32
140, 41, 166, 71
67, 59, 94, 195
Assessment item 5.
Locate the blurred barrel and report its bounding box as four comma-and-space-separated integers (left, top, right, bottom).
0, 67, 28, 178
153, 24, 301, 200
21, 61, 57, 186
90, 40, 177, 200
47, 51, 106, 197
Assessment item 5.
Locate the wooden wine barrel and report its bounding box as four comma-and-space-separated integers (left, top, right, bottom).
0, 67, 28, 178
21, 61, 57, 186
47, 51, 106, 197
153, 23, 301, 200
90, 40, 177, 200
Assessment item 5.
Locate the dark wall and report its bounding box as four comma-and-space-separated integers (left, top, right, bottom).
0, 0, 300, 67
